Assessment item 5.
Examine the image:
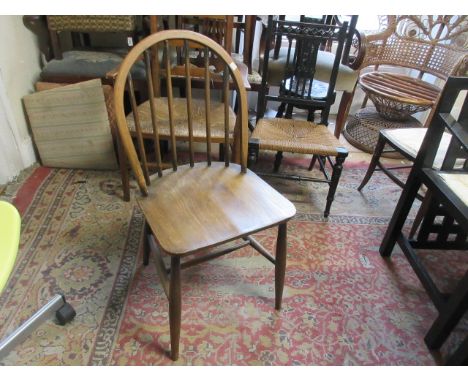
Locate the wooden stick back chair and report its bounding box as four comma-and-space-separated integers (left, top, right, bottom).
113, 29, 296, 361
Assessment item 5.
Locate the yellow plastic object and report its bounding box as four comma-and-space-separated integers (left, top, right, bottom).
0, 201, 21, 293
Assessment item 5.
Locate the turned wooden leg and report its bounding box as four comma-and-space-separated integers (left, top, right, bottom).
169, 256, 181, 361
324, 150, 348, 217
275, 223, 288, 310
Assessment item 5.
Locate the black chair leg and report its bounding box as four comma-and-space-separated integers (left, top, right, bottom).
276, 102, 286, 118
379, 170, 422, 257
358, 131, 386, 191
324, 150, 347, 217
424, 272, 468, 350
274, 151, 283, 172
446, 335, 468, 366
308, 155, 318, 171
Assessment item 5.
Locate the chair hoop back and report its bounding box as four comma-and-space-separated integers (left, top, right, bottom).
114, 29, 249, 196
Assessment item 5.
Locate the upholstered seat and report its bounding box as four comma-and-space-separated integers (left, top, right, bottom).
384, 128, 454, 170
260, 48, 358, 92
437, 173, 468, 206
126, 97, 237, 142
41, 50, 147, 81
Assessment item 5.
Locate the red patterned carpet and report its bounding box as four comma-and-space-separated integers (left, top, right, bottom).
0, 154, 466, 365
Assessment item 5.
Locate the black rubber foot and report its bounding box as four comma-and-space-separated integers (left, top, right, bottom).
56, 303, 76, 325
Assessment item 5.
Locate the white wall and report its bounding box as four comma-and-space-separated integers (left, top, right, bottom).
0, 15, 41, 184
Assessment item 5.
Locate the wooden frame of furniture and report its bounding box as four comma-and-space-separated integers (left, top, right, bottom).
249, 16, 349, 217
379, 76, 468, 365
113, 29, 296, 361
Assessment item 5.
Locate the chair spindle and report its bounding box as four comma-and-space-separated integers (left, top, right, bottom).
184, 41, 195, 167
127, 73, 150, 185
223, 65, 230, 166
204, 46, 212, 165
144, 50, 163, 177
165, 41, 178, 171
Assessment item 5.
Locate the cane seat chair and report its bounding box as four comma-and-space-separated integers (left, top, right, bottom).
249, 16, 349, 217
114, 29, 296, 361
379, 76, 468, 365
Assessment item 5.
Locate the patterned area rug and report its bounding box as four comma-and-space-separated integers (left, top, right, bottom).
0, 154, 466, 365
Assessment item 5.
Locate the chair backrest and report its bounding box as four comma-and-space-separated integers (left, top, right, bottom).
416, 76, 468, 172
114, 30, 249, 196
256, 16, 348, 122
359, 15, 468, 80
46, 16, 140, 60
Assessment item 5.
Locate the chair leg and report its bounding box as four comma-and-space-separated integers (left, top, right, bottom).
276, 102, 286, 118
324, 151, 347, 217
409, 191, 432, 239
116, 129, 130, 202
219, 143, 225, 162
308, 155, 318, 171
274, 151, 283, 172
275, 222, 287, 310
334, 89, 355, 138
169, 256, 181, 361
446, 335, 468, 366
424, 272, 468, 350
357, 132, 386, 191
379, 171, 422, 257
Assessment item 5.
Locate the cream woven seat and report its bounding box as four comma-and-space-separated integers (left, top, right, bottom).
251, 118, 341, 156
126, 97, 236, 142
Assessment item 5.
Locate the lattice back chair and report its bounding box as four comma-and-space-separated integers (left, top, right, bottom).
113, 29, 296, 361
355, 15, 468, 124
40, 16, 146, 85
259, 15, 361, 138
379, 76, 468, 365
249, 16, 349, 217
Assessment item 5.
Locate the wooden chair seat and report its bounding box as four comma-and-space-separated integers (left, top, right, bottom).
251, 118, 341, 156
126, 97, 236, 142
138, 162, 296, 255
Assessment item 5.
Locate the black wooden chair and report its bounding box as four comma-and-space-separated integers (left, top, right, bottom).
249, 16, 349, 217
379, 76, 468, 365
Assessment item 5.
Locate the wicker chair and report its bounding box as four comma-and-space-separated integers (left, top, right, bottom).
343, 15, 468, 154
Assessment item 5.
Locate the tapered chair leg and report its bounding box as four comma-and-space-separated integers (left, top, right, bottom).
308, 155, 318, 171
357, 132, 387, 191
324, 150, 348, 217
275, 223, 287, 310
169, 256, 181, 361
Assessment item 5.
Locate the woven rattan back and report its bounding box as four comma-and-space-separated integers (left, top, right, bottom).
359, 16, 468, 80
114, 30, 248, 196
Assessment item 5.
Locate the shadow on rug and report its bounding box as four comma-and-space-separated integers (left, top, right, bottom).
0, 156, 466, 365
